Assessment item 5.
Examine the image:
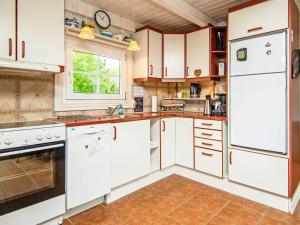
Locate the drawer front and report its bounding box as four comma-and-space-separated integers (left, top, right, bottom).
195, 128, 222, 141
228, 0, 288, 40
195, 138, 222, 151
195, 148, 222, 177
194, 119, 222, 130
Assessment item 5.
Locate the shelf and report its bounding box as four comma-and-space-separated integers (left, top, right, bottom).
171, 98, 205, 101
65, 26, 129, 49
186, 76, 221, 82
133, 77, 162, 83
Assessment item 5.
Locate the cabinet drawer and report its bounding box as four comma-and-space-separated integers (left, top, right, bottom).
195, 138, 222, 151
228, 149, 288, 196
228, 0, 288, 40
195, 148, 222, 178
194, 119, 222, 130
195, 128, 222, 141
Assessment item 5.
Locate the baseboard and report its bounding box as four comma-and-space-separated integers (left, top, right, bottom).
290, 182, 300, 213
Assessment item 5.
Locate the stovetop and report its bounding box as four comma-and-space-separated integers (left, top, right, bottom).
0, 120, 63, 130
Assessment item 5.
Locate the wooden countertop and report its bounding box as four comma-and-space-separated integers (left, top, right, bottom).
55, 112, 227, 127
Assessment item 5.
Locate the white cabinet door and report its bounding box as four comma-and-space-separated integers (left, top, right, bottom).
161, 118, 176, 169
149, 30, 162, 78
134, 29, 148, 78
111, 120, 150, 188
17, 0, 64, 65
228, 0, 288, 40
0, 0, 15, 60
163, 34, 185, 79
228, 149, 288, 196
186, 28, 209, 78
175, 118, 194, 169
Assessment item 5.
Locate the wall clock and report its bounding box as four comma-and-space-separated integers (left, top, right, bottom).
94, 10, 111, 29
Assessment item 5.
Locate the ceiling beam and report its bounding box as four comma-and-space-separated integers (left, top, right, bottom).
149, 0, 218, 27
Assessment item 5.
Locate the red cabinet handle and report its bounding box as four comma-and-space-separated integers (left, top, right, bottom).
149, 65, 153, 75
113, 126, 117, 140
201, 123, 213, 126
21, 41, 25, 58
201, 133, 213, 137
247, 27, 263, 33
229, 151, 233, 165
162, 120, 166, 132
186, 66, 189, 77
165, 67, 167, 77
201, 142, 213, 146
8, 38, 12, 57
202, 152, 213, 157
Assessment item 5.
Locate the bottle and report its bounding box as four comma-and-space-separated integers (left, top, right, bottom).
204, 95, 212, 115
118, 104, 125, 118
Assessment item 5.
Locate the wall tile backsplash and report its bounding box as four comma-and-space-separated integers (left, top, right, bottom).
0, 73, 226, 122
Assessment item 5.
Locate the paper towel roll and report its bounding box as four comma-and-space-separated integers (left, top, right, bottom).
151, 96, 158, 113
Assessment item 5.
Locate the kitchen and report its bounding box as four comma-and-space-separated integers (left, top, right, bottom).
0, 0, 300, 224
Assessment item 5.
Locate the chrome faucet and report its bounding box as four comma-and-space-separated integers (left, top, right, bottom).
108, 105, 121, 116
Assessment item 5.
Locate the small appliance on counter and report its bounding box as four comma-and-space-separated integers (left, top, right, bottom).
190, 83, 201, 98
212, 94, 227, 116
161, 99, 185, 112
204, 95, 212, 115
134, 97, 143, 112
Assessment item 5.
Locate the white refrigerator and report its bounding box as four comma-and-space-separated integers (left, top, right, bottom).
229, 32, 287, 154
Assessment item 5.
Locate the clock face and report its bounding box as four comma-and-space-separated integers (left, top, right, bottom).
95, 10, 111, 29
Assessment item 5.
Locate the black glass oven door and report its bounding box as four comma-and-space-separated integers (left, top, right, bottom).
0, 142, 65, 216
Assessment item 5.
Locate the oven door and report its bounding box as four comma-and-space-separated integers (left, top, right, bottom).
0, 142, 65, 216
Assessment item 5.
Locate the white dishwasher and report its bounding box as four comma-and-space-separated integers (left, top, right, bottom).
66, 123, 111, 209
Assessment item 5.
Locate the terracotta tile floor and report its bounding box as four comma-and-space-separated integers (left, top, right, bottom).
63, 175, 300, 225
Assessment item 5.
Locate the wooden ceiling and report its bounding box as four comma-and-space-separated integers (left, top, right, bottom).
86, 0, 249, 31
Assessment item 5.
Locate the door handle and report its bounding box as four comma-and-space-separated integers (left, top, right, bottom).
247, 27, 263, 33
21, 41, 25, 58
201, 142, 213, 147
186, 66, 189, 77
162, 121, 166, 132
202, 152, 213, 157
113, 126, 117, 140
201, 133, 213, 137
8, 38, 12, 57
149, 65, 153, 75
165, 67, 167, 77
201, 123, 213, 126
229, 151, 233, 165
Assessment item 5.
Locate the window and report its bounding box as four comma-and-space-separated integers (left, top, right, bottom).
72, 51, 120, 95
55, 39, 130, 111
65, 40, 126, 101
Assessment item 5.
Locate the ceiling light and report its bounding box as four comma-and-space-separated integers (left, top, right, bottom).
127, 39, 140, 51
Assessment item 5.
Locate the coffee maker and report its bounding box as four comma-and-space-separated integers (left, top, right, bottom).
213, 94, 226, 116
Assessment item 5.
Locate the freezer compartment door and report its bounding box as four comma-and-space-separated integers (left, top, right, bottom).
230, 32, 286, 76
230, 73, 287, 154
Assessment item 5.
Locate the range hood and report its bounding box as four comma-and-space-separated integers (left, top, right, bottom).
0, 60, 62, 75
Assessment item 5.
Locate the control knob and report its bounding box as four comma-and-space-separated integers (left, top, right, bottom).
4, 137, 12, 145
36, 134, 44, 141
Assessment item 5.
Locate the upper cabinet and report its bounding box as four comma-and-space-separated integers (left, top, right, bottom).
0, 0, 16, 61
0, 0, 64, 72
134, 27, 162, 80
228, 0, 288, 40
163, 34, 185, 79
186, 28, 209, 78
17, 0, 64, 66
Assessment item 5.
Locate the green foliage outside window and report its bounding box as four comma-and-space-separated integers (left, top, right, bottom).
72, 51, 120, 94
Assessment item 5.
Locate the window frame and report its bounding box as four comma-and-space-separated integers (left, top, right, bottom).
66, 40, 126, 100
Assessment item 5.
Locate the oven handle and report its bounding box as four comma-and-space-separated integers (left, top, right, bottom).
0, 143, 64, 157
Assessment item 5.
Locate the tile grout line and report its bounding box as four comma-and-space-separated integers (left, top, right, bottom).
203, 200, 230, 225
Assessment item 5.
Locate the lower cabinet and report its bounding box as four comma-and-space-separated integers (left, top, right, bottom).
175, 118, 194, 169
161, 118, 176, 169
111, 120, 150, 188
195, 148, 223, 177
228, 149, 288, 196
